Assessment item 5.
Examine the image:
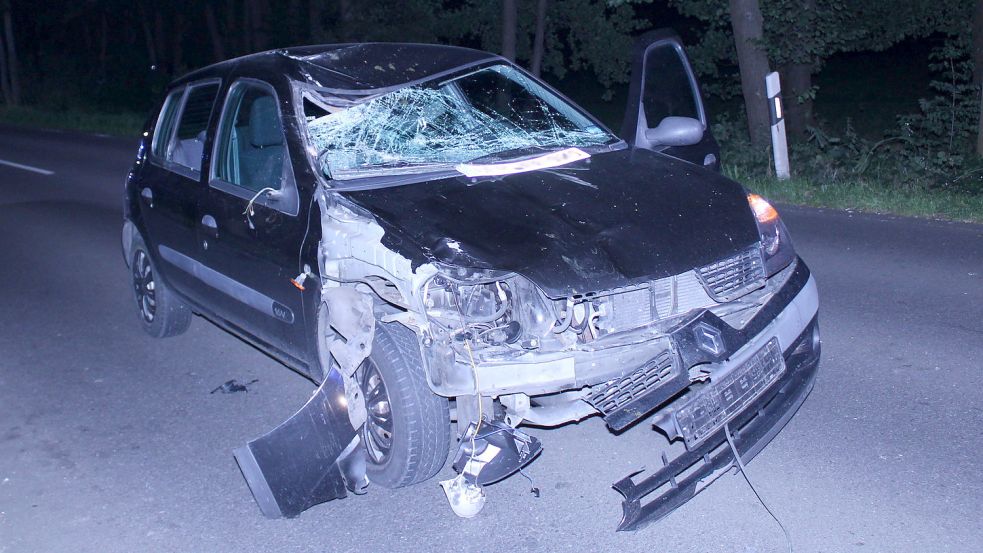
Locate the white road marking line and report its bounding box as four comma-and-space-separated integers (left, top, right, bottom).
0, 158, 55, 175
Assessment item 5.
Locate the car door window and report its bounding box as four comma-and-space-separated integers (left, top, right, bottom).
151, 88, 185, 160
642, 43, 702, 127
213, 81, 286, 193
166, 82, 220, 173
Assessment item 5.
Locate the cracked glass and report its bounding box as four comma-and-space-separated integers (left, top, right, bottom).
304, 64, 615, 181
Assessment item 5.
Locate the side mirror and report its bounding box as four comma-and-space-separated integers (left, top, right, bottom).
644, 116, 704, 147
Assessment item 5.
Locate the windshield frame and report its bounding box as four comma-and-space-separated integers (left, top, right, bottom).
296, 59, 625, 190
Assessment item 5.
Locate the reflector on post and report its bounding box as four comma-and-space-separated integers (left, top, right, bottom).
765, 72, 790, 180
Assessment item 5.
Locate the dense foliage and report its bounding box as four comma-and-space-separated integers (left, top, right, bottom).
0, 0, 980, 200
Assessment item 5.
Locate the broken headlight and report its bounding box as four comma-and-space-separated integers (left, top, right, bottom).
748, 194, 796, 276
423, 268, 553, 350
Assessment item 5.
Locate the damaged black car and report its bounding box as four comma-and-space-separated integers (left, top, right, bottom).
122, 32, 820, 531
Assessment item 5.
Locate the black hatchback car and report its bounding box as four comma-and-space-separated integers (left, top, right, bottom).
122, 33, 820, 530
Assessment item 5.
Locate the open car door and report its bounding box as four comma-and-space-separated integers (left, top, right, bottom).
621, 29, 720, 171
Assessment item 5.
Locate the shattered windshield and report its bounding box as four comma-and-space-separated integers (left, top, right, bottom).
304, 64, 616, 181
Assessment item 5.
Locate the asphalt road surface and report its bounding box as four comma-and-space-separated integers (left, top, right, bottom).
1, 124, 981, 553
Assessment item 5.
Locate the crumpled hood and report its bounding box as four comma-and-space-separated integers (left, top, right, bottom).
341, 148, 760, 297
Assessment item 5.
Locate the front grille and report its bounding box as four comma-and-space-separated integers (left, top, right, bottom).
696, 246, 766, 302
586, 350, 676, 415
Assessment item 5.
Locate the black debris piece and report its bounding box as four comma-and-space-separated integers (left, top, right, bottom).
210, 379, 259, 394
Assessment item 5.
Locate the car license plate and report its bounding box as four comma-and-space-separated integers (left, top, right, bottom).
675, 338, 785, 448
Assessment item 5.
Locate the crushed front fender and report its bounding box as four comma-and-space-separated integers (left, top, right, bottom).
234, 369, 367, 518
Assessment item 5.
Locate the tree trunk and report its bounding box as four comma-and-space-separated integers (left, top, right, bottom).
338, 0, 352, 41
154, 9, 167, 67
780, 0, 816, 141
3, 9, 20, 105
288, 0, 302, 44
99, 12, 108, 80
250, 0, 268, 51
973, 0, 983, 155
225, 0, 239, 55
0, 25, 10, 105
501, 0, 517, 62
728, 0, 771, 147
308, 0, 322, 42
139, 7, 158, 67
242, 0, 253, 53
530, 0, 547, 76
171, 11, 185, 73
205, 2, 226, 62
781, 62, 813, 139
977, 89, 983, 157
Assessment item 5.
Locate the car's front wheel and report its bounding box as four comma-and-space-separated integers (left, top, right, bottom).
129, 239, 191, 338
358, 322, 450, 488
319, 316, 450, 489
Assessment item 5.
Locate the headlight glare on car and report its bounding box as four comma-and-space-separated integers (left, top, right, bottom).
747, 194, 795, 276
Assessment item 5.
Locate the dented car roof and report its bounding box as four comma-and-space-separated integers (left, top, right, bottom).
174, 42, 499, 92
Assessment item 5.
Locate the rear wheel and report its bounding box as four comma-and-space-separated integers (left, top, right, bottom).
130, 239, 191, 338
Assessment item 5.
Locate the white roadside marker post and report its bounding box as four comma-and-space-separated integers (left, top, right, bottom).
765, 71, 790, 180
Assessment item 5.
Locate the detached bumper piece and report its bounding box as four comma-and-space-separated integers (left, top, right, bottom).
440, 419, 543, 518
451, 419, 543, 485
234, 370, 366, 518
612, 316, 820, 531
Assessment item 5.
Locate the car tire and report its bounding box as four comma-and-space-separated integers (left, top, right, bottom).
354, 322, 450, 489
129, 238, 191, 338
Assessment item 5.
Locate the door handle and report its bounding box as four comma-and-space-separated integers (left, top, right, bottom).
140, 187, 154, 207
201, 214, 218, 237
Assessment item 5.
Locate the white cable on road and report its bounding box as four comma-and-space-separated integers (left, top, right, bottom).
0, 158, 55, 175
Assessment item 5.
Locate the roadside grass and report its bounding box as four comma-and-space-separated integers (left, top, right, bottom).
0, 106, 144, 137
732, 168, 983, 224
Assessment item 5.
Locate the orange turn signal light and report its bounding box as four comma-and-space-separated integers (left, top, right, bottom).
748, 194, 779, 224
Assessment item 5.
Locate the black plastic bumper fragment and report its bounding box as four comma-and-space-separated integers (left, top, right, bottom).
451, 419, 543, 485
234, 369, 364, 519
612, 315, 820, 531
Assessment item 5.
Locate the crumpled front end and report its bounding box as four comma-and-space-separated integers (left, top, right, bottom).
417, 246, 819, 529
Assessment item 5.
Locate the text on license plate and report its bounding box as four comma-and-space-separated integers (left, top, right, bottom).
675, 337, 785, 448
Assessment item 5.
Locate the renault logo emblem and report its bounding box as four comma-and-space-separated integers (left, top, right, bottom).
693, 322, 725, 356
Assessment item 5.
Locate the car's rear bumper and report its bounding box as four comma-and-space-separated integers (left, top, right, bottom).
612, 313, 821, 530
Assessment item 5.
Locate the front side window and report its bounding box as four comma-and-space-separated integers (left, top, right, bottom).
213, 81, 286, 193
304, 64, 616, 182
167, 82, 220, 172
151, 88, 184, 159
642, 43, 701, 127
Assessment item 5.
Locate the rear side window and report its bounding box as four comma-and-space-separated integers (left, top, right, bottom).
151, 89, 184, 159
167, 82, 220, 173
213, 81, 286, 193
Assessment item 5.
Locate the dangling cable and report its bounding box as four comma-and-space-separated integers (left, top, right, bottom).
463, 339, 483, 484
725, 422, 793, 553
242, 187, 277, 229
